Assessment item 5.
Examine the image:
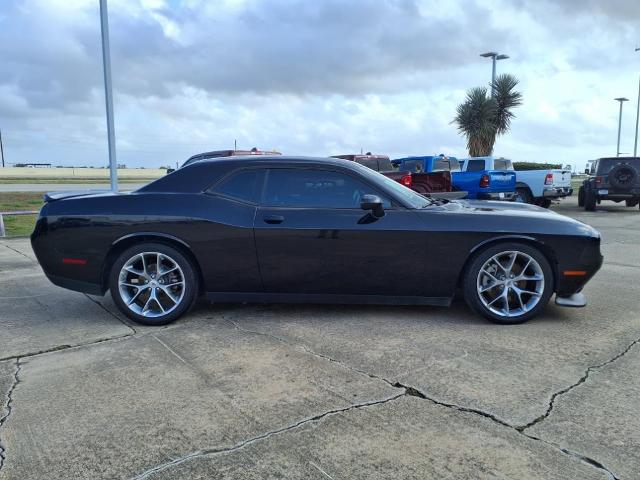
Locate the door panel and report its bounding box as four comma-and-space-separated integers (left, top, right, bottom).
254, 207, 429, 296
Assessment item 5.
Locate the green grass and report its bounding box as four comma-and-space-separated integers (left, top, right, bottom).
0, 192, 44, 237
0, 178, 158, 184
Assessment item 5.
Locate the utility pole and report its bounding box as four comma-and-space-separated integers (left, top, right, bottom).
100, 0, 118, 192
0, 129, 5, 167
615, 97, 629, 157
634, 47, 639, 157
480, 52, 509, 97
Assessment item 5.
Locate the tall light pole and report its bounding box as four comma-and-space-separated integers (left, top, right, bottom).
615, 97, 629, 157
634, 47, 639, 157
100, 0, 118, 192
480, 51, 509, 96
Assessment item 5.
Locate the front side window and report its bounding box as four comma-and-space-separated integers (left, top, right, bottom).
211, 169, 265, 204
466, 159, 486, 172
263, 168, 390, 209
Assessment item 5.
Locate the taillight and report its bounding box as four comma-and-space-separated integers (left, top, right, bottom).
544, 173, 553, 185
400, 174, 412, 187
595, 176, 603, 185
479, 174, 490, 188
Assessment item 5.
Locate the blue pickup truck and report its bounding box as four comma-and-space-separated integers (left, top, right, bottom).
392, 155, 516, 200
456, 157, 516, 200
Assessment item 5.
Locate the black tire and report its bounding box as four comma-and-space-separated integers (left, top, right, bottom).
535, 198, 552, 209
463, 242, 554, 325
577, 186, 585, 207
625, 199, 639, 207
584, 187, 596, 211
109, 243, 198, 325
608, 164, 637, 190
515, 187, 533, 204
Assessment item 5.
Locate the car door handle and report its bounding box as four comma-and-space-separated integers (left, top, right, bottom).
263, 215, 285, 224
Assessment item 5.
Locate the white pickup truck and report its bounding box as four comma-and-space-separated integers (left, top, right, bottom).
490, 158, 572, 208
514, 169, 573, 208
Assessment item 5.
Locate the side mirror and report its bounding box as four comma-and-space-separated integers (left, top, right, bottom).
361, 194, 385, 218
584, 168, 590, 175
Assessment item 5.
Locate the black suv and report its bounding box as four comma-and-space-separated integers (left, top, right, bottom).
578, 157, 640, 211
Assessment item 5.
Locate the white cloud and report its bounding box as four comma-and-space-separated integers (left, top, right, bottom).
0, 0, 639, 170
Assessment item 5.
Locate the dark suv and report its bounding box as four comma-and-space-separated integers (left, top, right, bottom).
579, 157, 640, 211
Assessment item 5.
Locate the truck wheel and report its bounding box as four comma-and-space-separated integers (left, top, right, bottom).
584, 187, 596, 211
535, 198, 552, 209
463, 242, 553, 324
578, 186, 585, 207
625, 199, 639, 207
515, 187, 533, 204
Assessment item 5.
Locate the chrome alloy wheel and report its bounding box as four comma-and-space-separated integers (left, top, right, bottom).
476, 250, 545, 318
118, 252, 185, 318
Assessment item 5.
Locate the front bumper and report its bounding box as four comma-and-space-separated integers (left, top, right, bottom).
543, 186, 573, 198
555, 292, 586, 308
477, 191, 516, 201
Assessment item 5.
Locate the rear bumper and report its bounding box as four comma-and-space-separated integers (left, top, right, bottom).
543, 186, 573, 198
46, 273, 104, 296
477, 192, 516, 201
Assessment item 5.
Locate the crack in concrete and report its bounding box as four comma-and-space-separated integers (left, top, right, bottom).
518, 333, 640, 433
83, 294, 137, 334
221, 317, 620, 480
0, 359, 22, 473
0, 333, 134, 363
131, 391, 406, 480
1, 243, 36, 264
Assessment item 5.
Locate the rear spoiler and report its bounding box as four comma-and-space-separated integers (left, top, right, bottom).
43, 190, 111, 203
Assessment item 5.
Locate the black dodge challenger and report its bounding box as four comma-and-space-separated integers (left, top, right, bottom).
31, 156, 603, 326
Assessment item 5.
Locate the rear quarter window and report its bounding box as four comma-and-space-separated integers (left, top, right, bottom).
494, 159, 513, 170
466, 160, 486, 172
210, 169, 265, 204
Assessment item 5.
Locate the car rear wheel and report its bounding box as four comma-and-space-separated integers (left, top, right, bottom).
584, 187, 596, 211
463, 243, 553, 324
625, 199, 639, 207
109, 243, 198, 325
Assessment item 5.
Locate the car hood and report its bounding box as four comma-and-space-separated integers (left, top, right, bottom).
427, 199, 600, 238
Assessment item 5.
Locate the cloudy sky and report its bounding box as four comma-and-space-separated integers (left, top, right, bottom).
1, 0, 639, 169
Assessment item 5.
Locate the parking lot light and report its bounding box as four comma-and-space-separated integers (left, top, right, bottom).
480, 52, 510, 97
614, 97, 629, 157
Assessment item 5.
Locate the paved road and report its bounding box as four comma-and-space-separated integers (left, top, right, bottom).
0, 183, 146, 192
0, 196, 638, 479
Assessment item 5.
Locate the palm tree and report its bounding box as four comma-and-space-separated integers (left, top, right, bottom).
453, 74, 523, 157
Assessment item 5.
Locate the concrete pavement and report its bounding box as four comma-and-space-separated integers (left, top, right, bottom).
1, 196, 638, 479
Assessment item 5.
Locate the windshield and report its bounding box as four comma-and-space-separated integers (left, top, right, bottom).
350, 162, 433, 209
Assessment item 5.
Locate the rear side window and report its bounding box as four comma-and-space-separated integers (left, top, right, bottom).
400, 160, 423, 173
356, 158, 380, 171
494, 159, 513, 170
466, 160, 485, 171
211, 169, 265, 204
377, 158, 393, 171
263, 168, 390, 208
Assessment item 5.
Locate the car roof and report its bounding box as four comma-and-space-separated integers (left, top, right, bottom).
181, 155, 353, 169
140, 156, 360, 194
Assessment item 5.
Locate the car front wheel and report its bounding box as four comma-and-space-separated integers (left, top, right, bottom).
109, 243, 198, 325
463, 243, 553, 324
